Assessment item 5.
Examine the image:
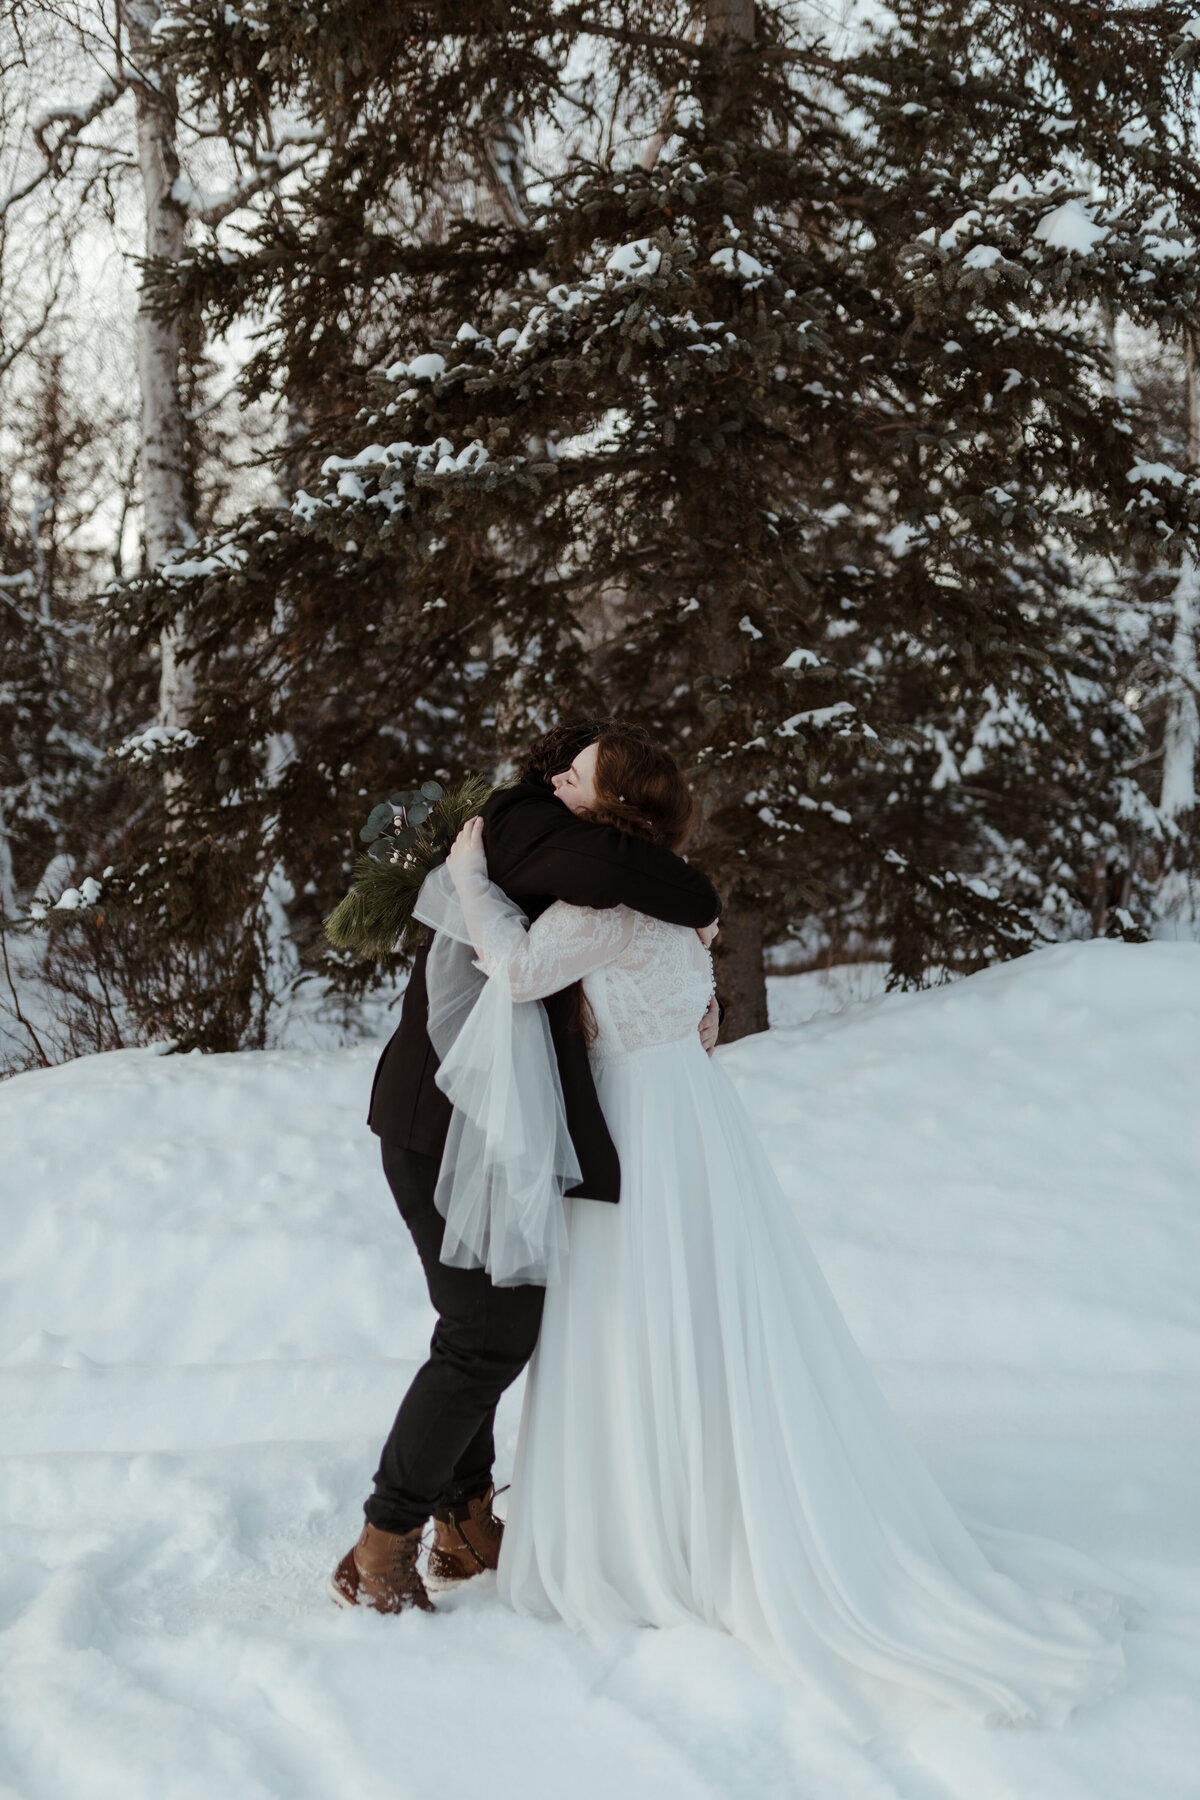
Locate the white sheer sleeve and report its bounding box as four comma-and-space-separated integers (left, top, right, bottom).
410, 863, 608, 1289
451, 861, 635, 1001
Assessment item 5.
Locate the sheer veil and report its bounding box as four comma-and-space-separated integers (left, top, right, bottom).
413, 864, 579, 1286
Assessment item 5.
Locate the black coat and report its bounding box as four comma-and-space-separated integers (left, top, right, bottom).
367, 781, 721, 1202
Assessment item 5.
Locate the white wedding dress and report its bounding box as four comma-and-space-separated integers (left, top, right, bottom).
427, 877, 1129, 1731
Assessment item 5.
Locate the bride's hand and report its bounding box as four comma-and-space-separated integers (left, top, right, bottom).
446, 815, 487, 885
698, 994, 720, 1057
697, 919, 719, 950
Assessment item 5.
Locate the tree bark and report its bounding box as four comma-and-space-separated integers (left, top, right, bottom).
705, 0, 756, 125
1160, 338, 1200, 839
0, 795, 15, 919
706, 0, 755, 44
127, 0, 196, 731
478, 114, 528, 228
713, 906, 770, 1041
1162, 560, 1200, 824
692, 0, 770, 1044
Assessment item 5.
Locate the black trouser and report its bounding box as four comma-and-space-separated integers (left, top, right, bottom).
365, 1141, 545, 1536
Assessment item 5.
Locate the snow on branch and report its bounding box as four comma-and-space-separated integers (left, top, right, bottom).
114, 725, 200, 766
0, 78, 128, 221
172, 134, 323, 228
777, 701, 869, 739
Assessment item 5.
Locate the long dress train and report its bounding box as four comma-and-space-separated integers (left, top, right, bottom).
429, 874, 1128, 1730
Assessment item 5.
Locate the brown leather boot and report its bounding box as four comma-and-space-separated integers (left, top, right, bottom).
427, 1485, 504, 1590
328, 1522, 435, 1614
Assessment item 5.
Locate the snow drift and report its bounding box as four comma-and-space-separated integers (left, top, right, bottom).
1, 940, 1197, 1798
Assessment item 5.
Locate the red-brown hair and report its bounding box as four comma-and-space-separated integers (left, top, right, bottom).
566, 729, 695, 1046
579, 727, 694, 852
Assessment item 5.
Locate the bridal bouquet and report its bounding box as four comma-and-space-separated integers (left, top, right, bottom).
323, 774, 494, 960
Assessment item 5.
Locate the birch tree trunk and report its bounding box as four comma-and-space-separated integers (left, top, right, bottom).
0, 796, 15, 919
126, 0, 196, 731
1161, 338, 1200, 838
1162, 564, 1200, 824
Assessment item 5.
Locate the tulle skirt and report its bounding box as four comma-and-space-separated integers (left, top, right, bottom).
497, 1034, 1129, 1731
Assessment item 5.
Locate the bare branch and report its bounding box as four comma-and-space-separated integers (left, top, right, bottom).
0, 293, 56, 373
0, 894, 51, 1070
0, 74, 128, 221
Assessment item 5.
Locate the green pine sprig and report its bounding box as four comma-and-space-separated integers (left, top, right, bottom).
324, 774, 495, 961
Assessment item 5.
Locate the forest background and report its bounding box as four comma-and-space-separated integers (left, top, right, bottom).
3, 0, 1200, 1067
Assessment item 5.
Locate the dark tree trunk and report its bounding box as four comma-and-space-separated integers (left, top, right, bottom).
705, 0, 755, 45
714, 905, 769, 1042
694, 0, 770, 1041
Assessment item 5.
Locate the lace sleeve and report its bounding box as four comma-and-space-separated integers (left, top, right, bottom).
453, 863, 634, 1001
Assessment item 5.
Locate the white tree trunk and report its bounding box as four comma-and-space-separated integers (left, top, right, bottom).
1102, 303, 1134, 404
479, 112, 528, 227
127, 0, 196, 730
1161, 555, 1200, 822
0, 795, 16, 918
1161, 338, 1200, 830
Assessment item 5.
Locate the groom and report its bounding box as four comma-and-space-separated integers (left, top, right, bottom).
330, 721, 722, 1613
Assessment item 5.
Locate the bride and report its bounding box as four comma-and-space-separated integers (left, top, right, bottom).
415, 727, 1128, 1732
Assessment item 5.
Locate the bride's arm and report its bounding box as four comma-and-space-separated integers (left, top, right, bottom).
447, 817, 633, 1002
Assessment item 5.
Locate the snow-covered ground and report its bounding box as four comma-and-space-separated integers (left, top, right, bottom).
1, 940, 1197, 1799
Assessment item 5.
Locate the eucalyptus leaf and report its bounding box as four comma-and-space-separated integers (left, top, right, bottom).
362, 801, 396, 842
407, 799, 431, 825
420, 780, 445, 801
368, 836, 400, 862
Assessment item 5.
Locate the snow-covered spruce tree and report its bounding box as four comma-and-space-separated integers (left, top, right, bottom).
0, 331, 171, 1040
103, 2, 594, 1046
0, 489, 51, 920
118, 1, 1200, 1042
0, 352, 127, 907
826, 0, 1200, 957
1101, 316, 1200, 932
1, 19, 126, 919
905, 6, 1200, 939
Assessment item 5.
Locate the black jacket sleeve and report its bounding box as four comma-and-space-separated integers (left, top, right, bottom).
481, 783, 721, 928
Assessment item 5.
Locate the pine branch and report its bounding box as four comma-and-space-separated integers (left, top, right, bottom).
175, 144, 322, 227
324, 775, 495, 962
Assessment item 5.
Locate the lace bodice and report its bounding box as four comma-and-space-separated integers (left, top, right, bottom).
577, 907, 716, 1060
453, 863, 715, 1059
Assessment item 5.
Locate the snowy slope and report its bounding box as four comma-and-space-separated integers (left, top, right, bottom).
1, 940, 1197, 1800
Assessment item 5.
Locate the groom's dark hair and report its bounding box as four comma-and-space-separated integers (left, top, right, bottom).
520, 718, 624, 785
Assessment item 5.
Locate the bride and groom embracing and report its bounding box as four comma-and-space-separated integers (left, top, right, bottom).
331, 719, 1129, 1732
